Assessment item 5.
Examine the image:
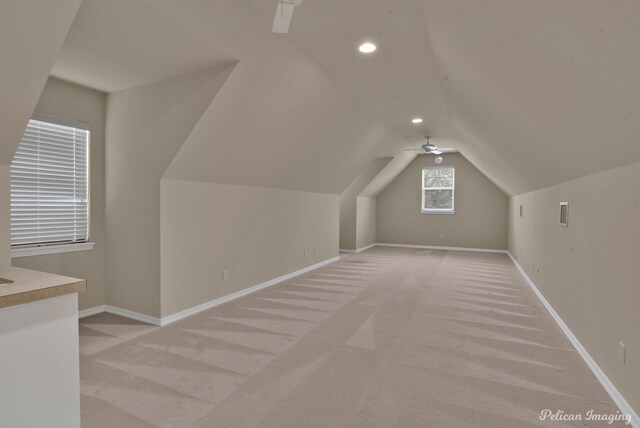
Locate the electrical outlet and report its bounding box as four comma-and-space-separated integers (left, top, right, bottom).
222, 270, 229, 281
618, 341, 626, 365
535, 265, 540, 274
304, 249, 308, 258
314, 247, 318, 255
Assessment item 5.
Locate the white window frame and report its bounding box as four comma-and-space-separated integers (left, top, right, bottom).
421, 166, 455, 214
11, 113, 95, 258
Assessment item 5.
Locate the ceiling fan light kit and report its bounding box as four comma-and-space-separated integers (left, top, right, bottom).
271, 3, 455, 164
404, 136, 454, 158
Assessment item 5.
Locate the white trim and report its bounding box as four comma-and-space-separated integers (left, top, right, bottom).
421, 209, 455, 215
356, 243, 376, 253
375, 242, 508, 254
422, 166, 455, 213
78, 257, 340, 327
77, 304, 161, 326
161, 256, 339, 326
507, 252, 640, 428
104, 305, 162, 326
339, 243, 376, 254
78, 305, 105, 319
12, 241, 96, 258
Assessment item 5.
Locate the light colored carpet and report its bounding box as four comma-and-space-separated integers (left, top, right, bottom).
79, 247, 627, 427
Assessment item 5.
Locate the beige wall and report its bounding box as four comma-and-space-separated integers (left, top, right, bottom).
339, 157, 391, 250
105, 65, 234, 318
509, 161, 640, 414
356, 196, 376, 249
12, 78, 107, 310
339, 195, 357, 250
377, 153, 508, 249
160, 179, 339, 318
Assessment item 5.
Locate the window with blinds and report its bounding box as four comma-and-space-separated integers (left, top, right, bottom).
421, 166, 455, 214
10, 115, 90, 248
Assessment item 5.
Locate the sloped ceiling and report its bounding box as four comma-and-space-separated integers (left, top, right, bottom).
10, 0, 640, 196
0, 0, 82, 165
360, 151, 418, 197
162, 51, 399, 193
422, 0, 640, 195
248, 0, 454, 142
51, 0, 234, 92
152, 0, 405, 194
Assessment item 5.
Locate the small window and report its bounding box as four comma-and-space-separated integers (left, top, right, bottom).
421, 166, 455, 214
10, 114, 90, 251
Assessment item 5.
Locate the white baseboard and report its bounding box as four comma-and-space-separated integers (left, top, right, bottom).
341, 243, 388, 254
507, 252, 639, 427
105, 305, 162, 326
79, 256, 340, 328
356, 243, 376, 253
78, 304, 162, 326
78, 305, 106, 319
375, 242, 508, 254
161, 256, 339, 326
340, 243, 375, 254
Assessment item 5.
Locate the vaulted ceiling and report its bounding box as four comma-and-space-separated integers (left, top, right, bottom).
0, 0, 82, 165
422, 0, 640, 195
2, 0, 640, 195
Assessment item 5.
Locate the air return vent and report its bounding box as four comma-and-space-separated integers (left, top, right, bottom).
559, 202, 569, 227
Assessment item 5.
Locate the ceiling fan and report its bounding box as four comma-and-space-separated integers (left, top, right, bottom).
272, 0, 304, 33
405, 136, 455, 156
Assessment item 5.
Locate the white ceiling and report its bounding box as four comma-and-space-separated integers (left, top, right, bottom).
422, 0, 640, 194
5, 0, 640, 195
155, 0, 402, 194
249, 0, 454, 144
51, 0, 234, 92
0, 0, 82, 165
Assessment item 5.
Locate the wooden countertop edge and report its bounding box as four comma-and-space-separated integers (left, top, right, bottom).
0, 280, 87, 309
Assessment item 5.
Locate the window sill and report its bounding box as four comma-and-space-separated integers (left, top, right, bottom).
421, 210, 455, 215
12, 242, 96, 258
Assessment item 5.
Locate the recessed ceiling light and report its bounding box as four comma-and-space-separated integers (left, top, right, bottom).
358, 42, 377, 54
412, 118, 423, 124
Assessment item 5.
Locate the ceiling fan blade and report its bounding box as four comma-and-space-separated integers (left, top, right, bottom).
273, 1, 295, 33
430, 149, 442, 155
404, 148, 423, 151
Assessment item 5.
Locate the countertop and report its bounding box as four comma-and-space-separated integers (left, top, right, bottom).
0, 266, 86, 309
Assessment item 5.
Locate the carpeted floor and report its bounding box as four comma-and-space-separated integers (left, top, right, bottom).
79, 247, 627, 427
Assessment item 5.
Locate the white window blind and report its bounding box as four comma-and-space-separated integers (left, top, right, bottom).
10, 115, 90, 248
422, 166, 455, 214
